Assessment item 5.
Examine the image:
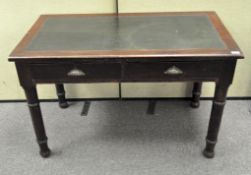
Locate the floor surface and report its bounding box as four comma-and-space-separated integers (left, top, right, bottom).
0, 100, 250, 175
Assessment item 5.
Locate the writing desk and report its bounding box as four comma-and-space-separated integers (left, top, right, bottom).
9, 12, 243, 158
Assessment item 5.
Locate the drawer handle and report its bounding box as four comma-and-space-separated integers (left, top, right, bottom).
164, 66, 183, 75
67, 68, 86, 76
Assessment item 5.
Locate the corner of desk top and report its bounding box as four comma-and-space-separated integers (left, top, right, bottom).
8, 50, 18, 62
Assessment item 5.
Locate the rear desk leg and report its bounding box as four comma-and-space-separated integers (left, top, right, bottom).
55, 84, 69, 108
191, 82, 202, 108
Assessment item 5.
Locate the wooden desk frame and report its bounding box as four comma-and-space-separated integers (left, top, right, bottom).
9, 12, 244, 158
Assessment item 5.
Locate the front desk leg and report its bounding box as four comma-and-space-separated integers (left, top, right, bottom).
55, 84, 69, 108
23, 86, 51, 158
191, 82, 202, 108
203, 83, 229, 158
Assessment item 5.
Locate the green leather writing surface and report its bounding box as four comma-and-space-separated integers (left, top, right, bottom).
26, 15, 226, 51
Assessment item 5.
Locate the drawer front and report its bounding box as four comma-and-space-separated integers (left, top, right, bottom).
123, 61, 224, 82
30, 62, 121, 82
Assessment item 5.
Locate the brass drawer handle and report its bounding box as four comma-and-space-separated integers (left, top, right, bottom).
164, 66, 183, 75
67, 68, 86, 76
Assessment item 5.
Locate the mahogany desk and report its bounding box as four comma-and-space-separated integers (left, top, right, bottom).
9, 12, 243, 158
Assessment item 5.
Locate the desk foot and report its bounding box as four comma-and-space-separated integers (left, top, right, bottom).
59, 102, 69, 109
190, 101, 200, 108
203, 140, 216, 158
38, 139, 51, 158
40, 147, 51, 158
203, 149, 215, 158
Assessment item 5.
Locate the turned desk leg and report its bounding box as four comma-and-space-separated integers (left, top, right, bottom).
23, 86, 51, 158
55, 84, 69, 108
191, 82, 202, 108
203, 83, 229, 158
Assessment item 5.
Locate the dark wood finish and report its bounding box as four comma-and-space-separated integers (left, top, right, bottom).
123, 60, 231, 82
203, 83, 230, 158
29, 62, 121, 83
9, 12, 243, 61
55, 84, 68, 108
191, 82, 202, 108
23, 86, 51, 158
9, 12, 243, 158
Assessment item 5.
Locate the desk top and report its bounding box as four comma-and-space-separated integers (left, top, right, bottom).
9, 12, 243, 61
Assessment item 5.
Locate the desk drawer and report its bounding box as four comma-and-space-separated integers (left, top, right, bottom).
124, 61, 223, 81
30, 62, 121, 82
